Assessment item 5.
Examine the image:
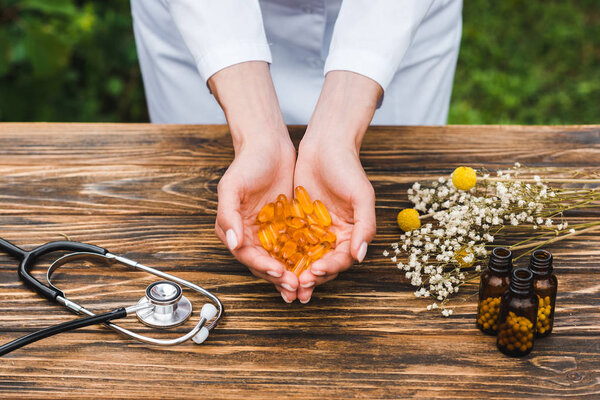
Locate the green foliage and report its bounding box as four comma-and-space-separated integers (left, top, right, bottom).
0, 1, 597, 123
449, 0, 600, 124
0, 0, 147, 122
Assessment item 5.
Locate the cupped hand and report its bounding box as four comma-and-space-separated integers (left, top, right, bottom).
215, 136, 300, 302
293, 137, 376, 303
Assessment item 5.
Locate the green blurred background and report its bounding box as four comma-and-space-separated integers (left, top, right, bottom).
0, 0, 598, 124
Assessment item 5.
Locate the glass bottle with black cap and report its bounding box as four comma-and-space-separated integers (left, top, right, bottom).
476, 247, 513, 334
496, 268, 538, 357
529, 249, 558, 337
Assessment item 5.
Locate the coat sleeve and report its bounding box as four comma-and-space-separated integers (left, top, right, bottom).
167, 0, 272, 82
324, 0, 435, 90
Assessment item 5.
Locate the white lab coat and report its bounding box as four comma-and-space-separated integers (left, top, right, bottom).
131, 0, 462, 125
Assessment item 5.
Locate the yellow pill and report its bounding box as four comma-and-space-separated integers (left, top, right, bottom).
306, 213, 320, 226
287, 252, 303, 267
257, 202, 275, 223
520, 344, 527, 352
278, 233, 291, 245
507, 344, 514, 351
276, 194, 288, 204
313, 200, 332, 227
302, 228, 320, 245
258, 228, 274, 251
309, 224, 328, 237
292, 254, 309, 276
286, 217, 307, 230
265, 223, 279, 242
307, 242, 331, 260
281, 241, 297, 260
322, 231, 337, 245
274, 200, 286, 221
290, 199, 306, 219
295, 186, 314, 215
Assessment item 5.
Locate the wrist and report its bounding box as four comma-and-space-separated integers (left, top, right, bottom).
208, 61, 289, 151
302, 70, 382, 152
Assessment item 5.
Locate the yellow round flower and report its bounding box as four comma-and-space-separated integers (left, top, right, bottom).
451, 166, 477, 191
397, 208, 421, 232
454, 247, 475, 268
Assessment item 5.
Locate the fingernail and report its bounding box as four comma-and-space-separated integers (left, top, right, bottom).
300, 297, 311, 304
281, 292, 292, 303
267, 270, 282, 278
357, 241, 368, 263
281, 283, 294, 291
311, 269, 326, 276
301, 281, 315, 288
226, 229, 238, 250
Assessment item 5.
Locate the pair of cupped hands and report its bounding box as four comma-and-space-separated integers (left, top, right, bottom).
211, 62, 381, 304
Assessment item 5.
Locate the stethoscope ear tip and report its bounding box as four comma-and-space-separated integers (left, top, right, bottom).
192, 326, 209, 344
200, 303, 218, 321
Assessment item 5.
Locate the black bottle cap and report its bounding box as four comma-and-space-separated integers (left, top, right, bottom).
488, 247, 513, 273
529, 249, 553, 276
510, 268, 534, 294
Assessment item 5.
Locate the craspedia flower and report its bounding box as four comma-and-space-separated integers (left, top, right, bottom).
454, 247, 475, 268
451, 166, 477, 191
397, 208, 421, 232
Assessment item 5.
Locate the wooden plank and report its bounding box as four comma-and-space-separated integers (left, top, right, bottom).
0, 124, 599, 399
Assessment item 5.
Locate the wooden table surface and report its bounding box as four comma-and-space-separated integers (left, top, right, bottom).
0, 124, 598, 399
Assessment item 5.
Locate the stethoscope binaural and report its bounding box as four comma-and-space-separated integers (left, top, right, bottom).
0, 237, 224, 356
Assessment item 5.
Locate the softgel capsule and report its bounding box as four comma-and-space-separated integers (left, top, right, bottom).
256, 186, 336, 276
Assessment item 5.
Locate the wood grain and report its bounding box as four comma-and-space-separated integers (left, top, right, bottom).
0, 123, 599, 399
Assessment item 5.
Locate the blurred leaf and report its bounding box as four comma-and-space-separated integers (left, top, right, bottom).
19, 0, 77, 16
0, 30, 10, 77
22, 18, 71, 77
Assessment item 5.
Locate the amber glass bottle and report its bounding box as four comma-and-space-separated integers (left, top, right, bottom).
496, 268, 538, 357
529, 249, 558, 338
476, 247, 513, 334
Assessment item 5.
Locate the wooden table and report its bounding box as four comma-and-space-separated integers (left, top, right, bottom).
0, 124, 598, 399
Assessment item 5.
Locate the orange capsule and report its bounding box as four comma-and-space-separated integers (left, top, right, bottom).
307, 242, 331, 260
322, 231, 337, 245
294, 186, 314, 215
287, 252, 303, 267
302, 227, 320, 245
281, 241, 297, 260
257, 202, 275, 223
276, 194, 288, 204
278, 233, 291, 245
266, 223, 280, 242
309, 224, 328, 237
290, 199, 306, 219
272, 243, 282, 256
275, 221, 287, 234
313, 200, 332, 227
286, 216, 307, 230
274, 200, 285, 221
292, 254, 309, 276
306, 213, 320, 225
258, 228, 274, 251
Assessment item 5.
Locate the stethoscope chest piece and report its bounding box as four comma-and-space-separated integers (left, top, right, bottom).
136, 281, 192, 328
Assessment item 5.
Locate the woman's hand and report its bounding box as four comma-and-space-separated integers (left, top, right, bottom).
210, 61, 300, 302
293, 71, 382, 303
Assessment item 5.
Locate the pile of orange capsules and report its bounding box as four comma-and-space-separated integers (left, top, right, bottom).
256, 186, 336, 276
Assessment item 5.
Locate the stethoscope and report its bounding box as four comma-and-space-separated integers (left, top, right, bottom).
0, 237, 224, 356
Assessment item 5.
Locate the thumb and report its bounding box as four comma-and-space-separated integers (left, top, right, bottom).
216, 177, 244, 251
350, 186, 376, 263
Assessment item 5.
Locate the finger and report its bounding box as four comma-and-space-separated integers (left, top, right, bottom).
309, 240, 354, 276
276, 284, 298, 303
216, 176, 244, 251
299, 268, 339, 288
296, 285, 314, 304
350, 184, 376, 262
